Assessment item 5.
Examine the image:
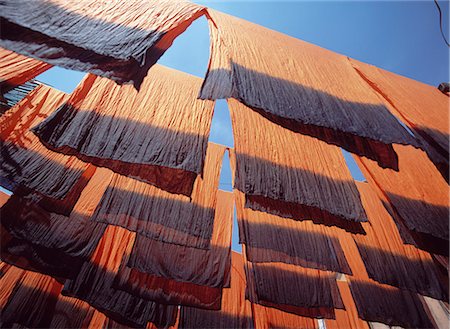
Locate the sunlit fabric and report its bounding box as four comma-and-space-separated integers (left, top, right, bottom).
201, 9, 418, 169
353, 182, 447, 300
89, 143, 225, 248
0, 84, 94, 215
0, 263, 25, 310
0, 0, 205, 88
234, 189, 351, 274
348, 279, 434, 328
244, 246, 343, 319
63, 225, 177, 328
354, 145, 449, 255
325, 280, 369, 329
114, 191, 233, 308
33, 65, 214, 196
350, 58, 449, 180
228, 101, 366, 231
179, 252, 253, 329
0, 47, 51, 90
0, 190, 10, 207
252, 303, 318, 329
0, 168, 112, 278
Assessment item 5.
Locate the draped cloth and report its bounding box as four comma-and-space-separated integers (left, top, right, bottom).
353, 182, 447, 301
0, 47, 51, 91
354, 145, 449, 255
251, 303, 318, 329
179, 252, 253, 329
33, 65, 214, 196
228, 102, 366, 232
234, 189, 351, 274
114, 191, 233, 309
0, 0, 206, 88
0, 168, 112, 278
349, 58, 449, 180
63, 225, 178, 328
243, 246, 343, 319
89, 143, 225, 248
201, 9, 417, 169
0, 84, 95, 215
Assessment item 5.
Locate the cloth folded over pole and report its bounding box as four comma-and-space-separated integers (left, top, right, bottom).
113, 190, 233, 309
33, 65, 214, 196
201, 9, 418, 169
0, 0, 206, 88
0, 84, 95, 215
228, 100, 367, 232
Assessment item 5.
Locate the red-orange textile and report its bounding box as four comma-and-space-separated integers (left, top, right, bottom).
0, 84, 94, 215
251, 303, 318, 329
0, 0, 206, 88
179, 252, 253, 329
90, 143, 225, 249
353, 182, 447, 300
234, 189, 351, 274
0, 168, 112, 278
114, 191, 233, 308
228, 103, 366, 233
63, 225, 177, 328
33, 66, 214, 196
0, 47, 51, 90
201, 10, 417, 169
354, 144, 449, 255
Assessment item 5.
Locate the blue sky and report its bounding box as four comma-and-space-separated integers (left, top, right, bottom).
34, 1, 449, 251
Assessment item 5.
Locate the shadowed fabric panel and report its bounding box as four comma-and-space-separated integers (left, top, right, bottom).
0, 84, 95, 215
179, 252, 253, 329
325, 280, 369, 329
0, 47, 51, 90
354, 145, 449, 254
234, 189, 351, 274
90, 143, 225, 249
49, 294, 97, 329
63, 225, 178, 328
353, 182, 448, 301
0, 263, 25, 309
0, 168, 113, 278
228, 102, 367, 231
33, 66, 214, 196
114, 190, 233, 308
0, 0, 205, 88
201, 9, 418, 169
251, 303, 318, 329
243, 247, 343, 319
1, 270, 63, 328
348, 279, 434, 329
350, 59, 449, 162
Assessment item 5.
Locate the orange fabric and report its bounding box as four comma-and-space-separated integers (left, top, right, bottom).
115, 190, 233, 308
0, 84, 94, 215
201, 10, 416, 169
251, 303, 318, 329
180, 252, 253, 329
90, 143, 225, 248
228, 101, 366, 232
354, 144, 449, 254
0, 47, 51, 89
0, 0, 205, 87
0, 190, 10, 207
63, 225, 177, 328
33, 65, 214, 196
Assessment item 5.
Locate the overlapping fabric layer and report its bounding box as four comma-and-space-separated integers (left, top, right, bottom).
0, 47, 51, 91
229, 99, 366, 232
201, 9, 417, 169
32, 65, 214, 196
0, 84, 95, 214
354, 145, 449, 255
179, 252, 253, 329
0, 168, 112, 278
89, 143, 225, 249
114, 190, 233, 309
353, 182, 447, 300
350, 58, 449, 178
0, 0, 205, 87
251, 303, 318, 329
63, 225, 178, 328
235, 189, 351, 274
